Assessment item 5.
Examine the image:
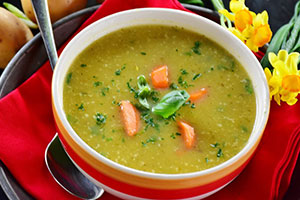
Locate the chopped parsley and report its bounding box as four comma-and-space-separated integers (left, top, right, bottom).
66, 72, 73, 85
191, 41, 201, 55
241, 125, 248, 133
140, 52, 147, 55
94, 81, 102, 87
178, 76, 193, 88
192, 73, 202, 81
127, 81, 139, 98
180, 69, 188, 75
115, 64, 126, 76
115, 69, 121, 75
170, 132, 181, 139
217, 62, 235, 72
210, 142, 220, 148
191, 103, 196, 109
101, 87, 109, 96
149, 90, 160, 103
141, 111, 159, 131
94, 113, 107, 126
217, 148, 223, 157
169, 83, 179, 90
78, 103, 84, 111
80, 64, 87, 68
243, 79, 253, 94
142, 136, 158, 146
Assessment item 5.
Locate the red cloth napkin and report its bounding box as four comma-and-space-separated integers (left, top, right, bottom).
0, 0, 299, 199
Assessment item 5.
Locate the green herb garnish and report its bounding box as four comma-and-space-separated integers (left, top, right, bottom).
80, 64, 87, 68
94, 113, 107, 126
115, 69, 121, 75
178, 76, 193, 88
152, 90, 190, 118
142, 136, 158, 146
141, 52, 147, 55
141, 111, 159, 131
170, 83, 179, 90
127, 81, 139, 98
101, 87, 109, 96
66, 72, 73, 85
241, 125, 248, 133
78, 103, 84, 111
217, 148, 223, 157
115, 64, 126, 76
192, 73, 202, 81
137, 75, 151, 109
94, 81, 102, 87
243, 79, 253, 94
192, 41, 201, 55
180, 69, 188, 75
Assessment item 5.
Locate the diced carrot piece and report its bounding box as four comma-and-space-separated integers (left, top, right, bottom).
189, 88, 207, 102
177, 121, 196, 149
151, 65, 169, 89
120, 100, 140, 136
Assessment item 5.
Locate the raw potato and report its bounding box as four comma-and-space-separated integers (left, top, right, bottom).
21, 0, 88, 23
0, 7, 33, 69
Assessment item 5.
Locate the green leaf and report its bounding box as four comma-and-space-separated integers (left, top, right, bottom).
179, 0, 204, 6
152, 90, 190, 118
137, 75, 151, 109
3, 2, 38, 29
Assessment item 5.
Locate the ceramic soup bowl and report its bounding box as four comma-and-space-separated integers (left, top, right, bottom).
52, 8, 270, 199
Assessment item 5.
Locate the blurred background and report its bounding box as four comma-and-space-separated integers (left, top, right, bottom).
0, 0, 299, 199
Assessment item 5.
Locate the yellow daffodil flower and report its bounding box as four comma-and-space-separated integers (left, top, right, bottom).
264, 50, 300, 105
219, 0, 272, 52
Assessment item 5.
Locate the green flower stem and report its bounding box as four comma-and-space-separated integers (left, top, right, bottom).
210, 0, 232, 28
3, 2, 38, 29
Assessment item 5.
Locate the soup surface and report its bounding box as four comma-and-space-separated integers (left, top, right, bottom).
63, 25, 256, 174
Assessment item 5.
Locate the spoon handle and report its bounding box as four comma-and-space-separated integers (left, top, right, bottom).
31, 0, 58, 70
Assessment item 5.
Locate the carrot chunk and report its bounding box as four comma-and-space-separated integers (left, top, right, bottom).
189, 88, 207, 102
151, 65, 169, 89
177, 121, 196, 149
120, 100, 140, 136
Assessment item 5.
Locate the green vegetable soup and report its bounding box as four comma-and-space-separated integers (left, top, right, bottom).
63, 25, 256, 174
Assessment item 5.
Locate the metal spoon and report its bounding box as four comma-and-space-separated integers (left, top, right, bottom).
31, 0, 104, 199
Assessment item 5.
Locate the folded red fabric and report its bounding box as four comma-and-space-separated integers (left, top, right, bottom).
0, 0, 299, 200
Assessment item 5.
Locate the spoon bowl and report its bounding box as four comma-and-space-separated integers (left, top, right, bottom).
45, 134, 104, 199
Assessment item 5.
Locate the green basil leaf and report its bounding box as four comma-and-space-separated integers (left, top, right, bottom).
139, 97, 150, 109
137, 75, 151, 109
152, 90, 190, 118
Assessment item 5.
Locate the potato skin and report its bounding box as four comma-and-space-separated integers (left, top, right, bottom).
0, 7, 33, 69
21, 0, 88, 23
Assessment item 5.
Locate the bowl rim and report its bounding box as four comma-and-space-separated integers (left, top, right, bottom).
52, 7, 270, 180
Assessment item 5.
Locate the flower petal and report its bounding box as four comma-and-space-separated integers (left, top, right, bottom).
252, 24, 272, 47
282, 75, 300, 92
219, 9, 235, 21
286, 52, 300, 74
278, 49, 288, 63
235, 9, 253, 31
230, 0, 247, 13
253, 10, 269, 27
245, 38, 259, 52
228, 27, 245, 41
